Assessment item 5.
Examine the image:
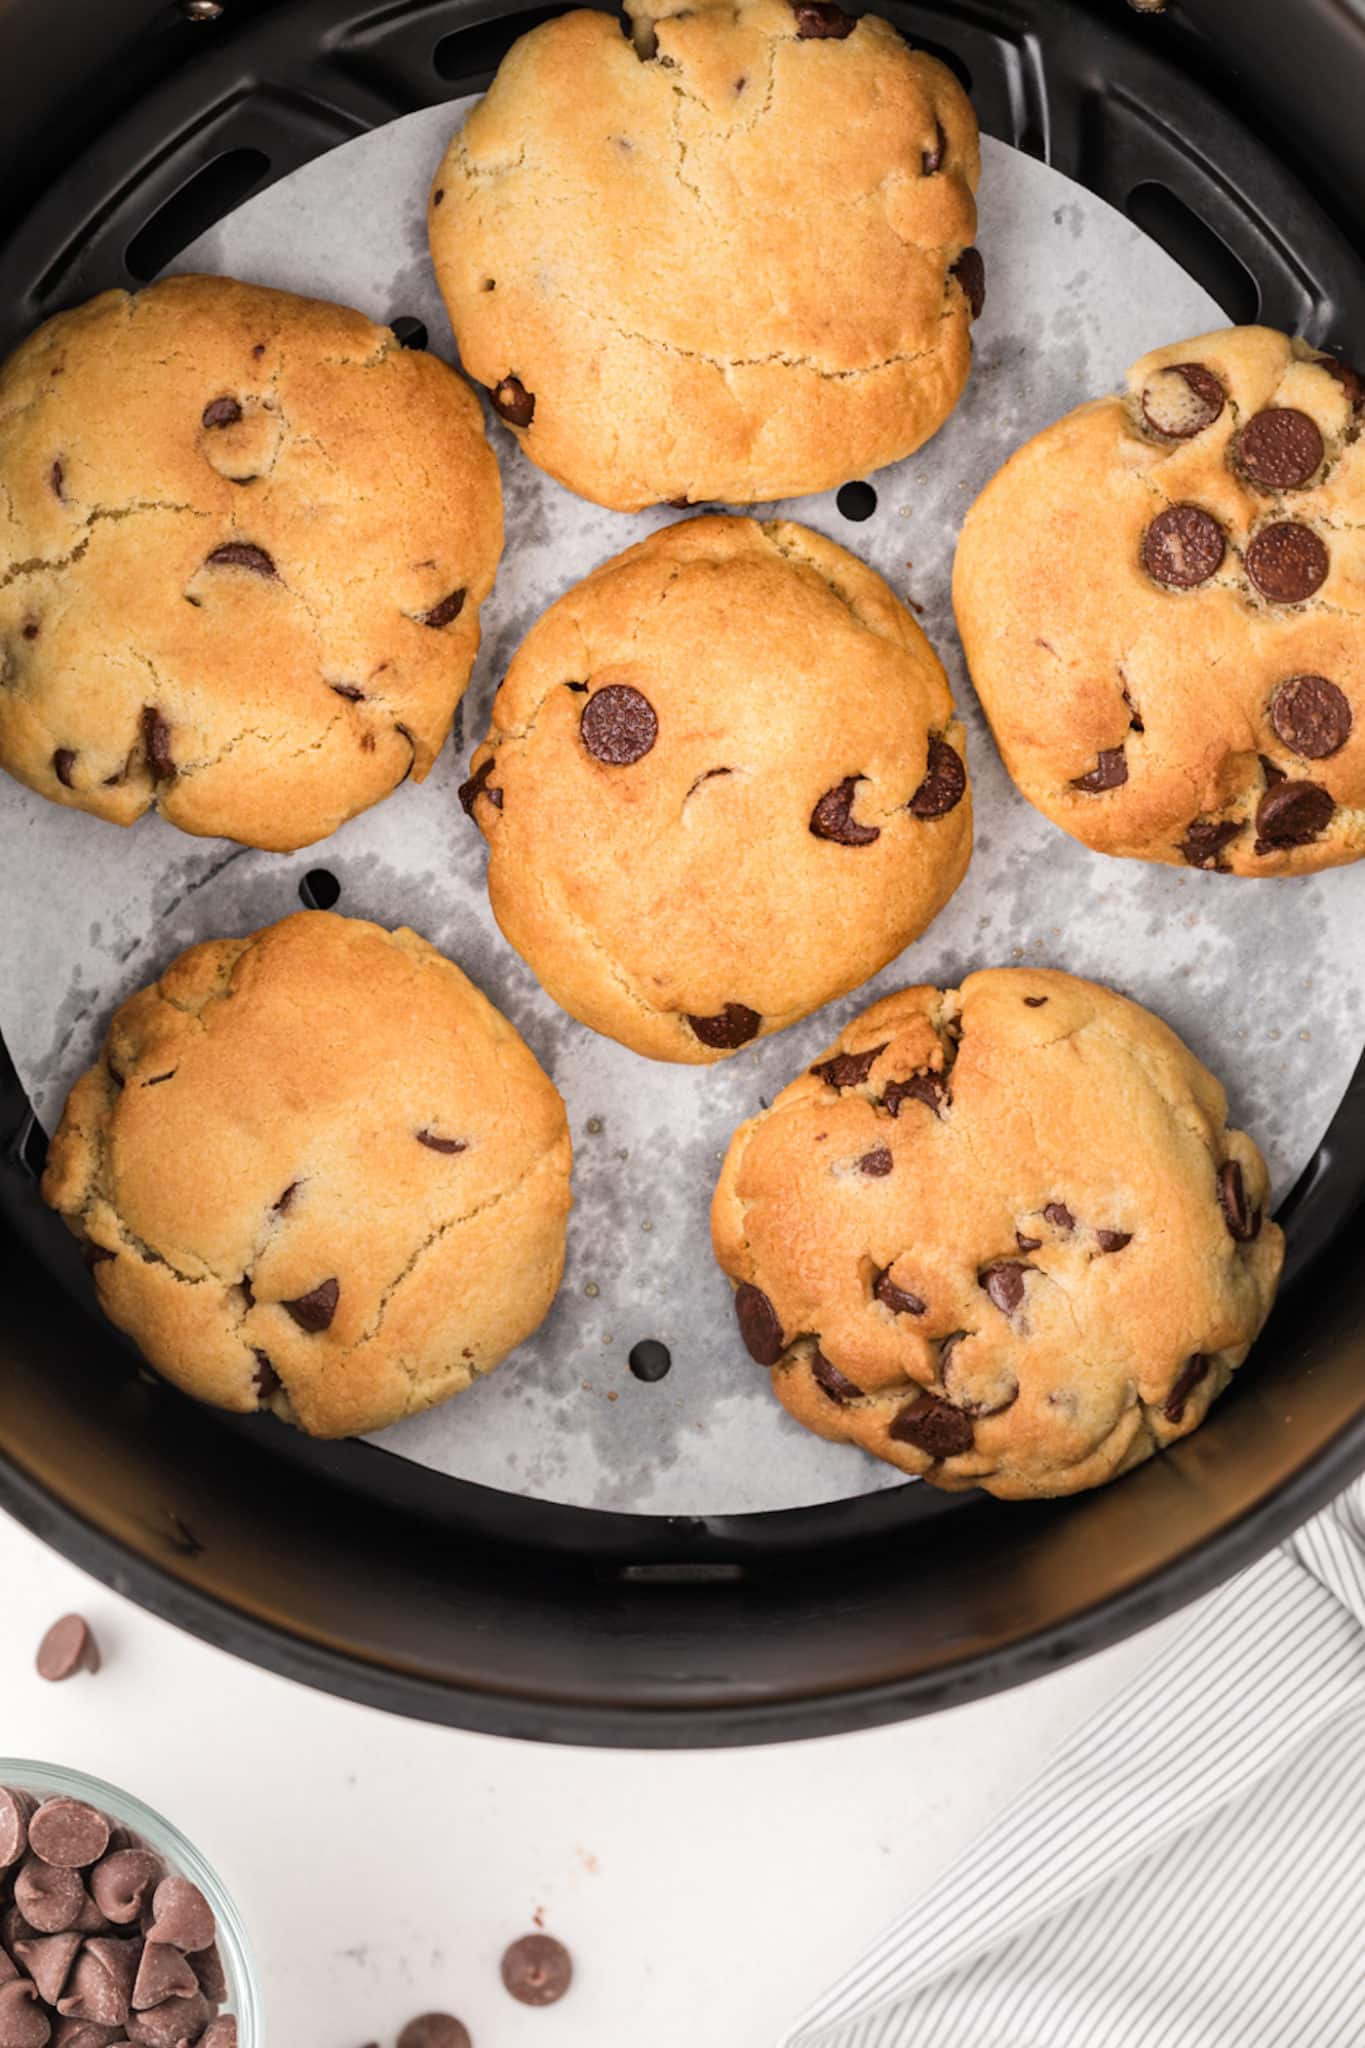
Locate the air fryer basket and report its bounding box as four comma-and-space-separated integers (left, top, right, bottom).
2, 0, 1365, 1747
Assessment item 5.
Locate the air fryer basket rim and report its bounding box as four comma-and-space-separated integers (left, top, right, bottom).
2, 0, 1365, 1746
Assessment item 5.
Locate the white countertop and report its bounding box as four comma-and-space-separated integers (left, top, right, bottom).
1, 1508, 1185, 2046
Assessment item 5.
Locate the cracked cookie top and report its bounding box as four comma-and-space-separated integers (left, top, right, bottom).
428, 0, 981, 511
953, 324, 1365, 875
0, 274, 503, 851
41, 911, 572, 1437
459, 513, 972, 1062
710, 968, 1284, 1497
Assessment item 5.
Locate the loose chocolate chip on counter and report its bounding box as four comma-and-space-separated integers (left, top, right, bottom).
501, 1933, 573, 2008
980, 1261, 1030, 1315
199, 2022, 238, 2048
416, 1130, 466, 1154
201, 397, 242, 429
458, 757, 503, 816
810, 1044, 885, 1089
687, 1003, 761, 1050
141, 708, 174, 783
1237, 407, 1324, 492
1254, 778, 1334, 851
131, 1941, 197, 2011
874, 1268, 925, 1316
951, 246, 986, 320
1180, 818, 1244, 870
889, 1390, 974, 1459
1015, 1232, 1042, 1253
1245, 521, 1329, 603
580, 684, 658, 765
858, 1147, 893, 1176
1071, 747, 1127, 793
35, 1617, 100, 1684
882, 1072, 946, 1118
52, 749, 76, 789
1043, 1203, 1075, 1231
0, 1790, 35, 1867
282, 1277, 339, 1335
144, 1879, 214, 1957
908, 737, 966, 818
1141, 504, 1226, 588
1218, 1159, 1261, 1242
1096, 1230, 1132, 1253
14, 1860, 86, 1934
12, 1932, 81, 2006
397, 2017, 472, 2048
419, 588, 466, 630
492, 377, 535, 428
922, 119, 946, 174
1269, 674, 1351, 759
125, 1989, 210, 2046
734, 1281, 784, 1364
810, 775, 880, 844
0, 1980, 50, 2048
1164, 1353, 1210, 1424
204, 542, 276, 578
1140, 362, 1225, 439
811, 1349, 861, 1403
90, 1852, 163, 1928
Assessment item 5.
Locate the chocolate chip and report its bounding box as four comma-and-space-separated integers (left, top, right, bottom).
282, 1278, 339, 1334
0, 1791, 34, 1868
874, 1268, 925, 1316
141, 708, 173, 783
52, 749, 76, 789
922, 119, 946, 174
1071, 747, 1127, 793
810, 775, 880, 844
201, 397, 242, 429
1164, 1353, 1210, 1424
734, 1281, 784, 1364
980, 1261, 1029, 1314
811, 1349, 861, 1403
458, 757, 503, 816
90, 1854, 162, 1929
131, 1942, 197, 2011
792, 0, 855, 36
124, 1989, 210, 2045
1246, 521, 1329, 603
1237, 407, 1323, 492
1255, 777, 1334, 850
951, 246, 985, 320
1269, 674, 1351, 759
1140, 362, 1226, 439
416, 1130, 466, 1154
330, 682, 365, 702
252, 1350, 280, 1399
1180, 818, 1244, 870
432, 188, 446, 207
580, 684, 657, 765
858, 1147, 893, 1176
199, 2023, 238, 2048
492, 377, 534, 428
397, 2017, 471, 2048
144, 1881, 213, 1957
810, 1045, 885, 1089
55, 1938, 137, 2025
501, 1934, 572, 2007
908, 737, 966, 818
883, 1072, 946, 1117
687, 1004, 761, 1049
12, 1933, 81, 2006
1015, 1232, 1042, 1252
0, 1980, 50, 2048
204, 542, 275, 578
50, 460, 66, 499
191, 1945, 227, 2003
1043, 1202, 1074, 1231
1096, 1229, 1132, 1253
419, 588, 466, 630
52, 2019, 129, 2048
1217, 1159, 1261, 1242
28, 1806, 109, 1873
1023, 995, 1048, 1007
1141, 505, 1225, 588
273, 1181, 300, 1214
35, 1617, 100, 1684
888, 1390, 973, 1459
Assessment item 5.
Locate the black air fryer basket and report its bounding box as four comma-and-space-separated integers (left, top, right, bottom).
3, 0, 1364, 1747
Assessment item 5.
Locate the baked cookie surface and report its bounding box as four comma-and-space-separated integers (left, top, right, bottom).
711, 969, 1283, 1498
953, 325, 1365, 875
428, 0, 981, 511
460, 514, 972, 1062
0, 275, 503, 851
42, 912, 572, 1438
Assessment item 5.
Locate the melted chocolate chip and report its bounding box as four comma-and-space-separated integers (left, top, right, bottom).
205, 541, 276, 577
50, 460, 66, 499
811, 1044, 885, 1089
883, 1072, 947, 1118
141, 707, 173, 782
951, 247, 985, 320
1015, 1232, 1042, 1253
888, 1390, 973, 1459
1324, 356, 1365, 409
908, 737, 966, 818
792, 0, 855, 36
687, 1004, 761, 1049
419, 588, 466, 630
201, 396, 242, 429
501, 1934, 572, 2008
1254, 778, 1334, 851
492, 377, 534, 427
1071, 747, 1128, 793
330, 682, 366, 702
458, 757, 502, 816
1096, 1229, 1132, 1253
734, 1282, 784, 1364
53, 748, 76, 788
416, 1130, 466, 1154
1246, 522, 1329, 603
1269, 673, 1351, 759
252, 1350, 280, 1397
980, 1261, 1029, 1314
1164, 1353, 1210, 1424
810, 775, 880, 844
811, 1349, 861, 1403
858, 1147, 893, 1176
1141, 505, 1226, 588
1023, 995, 1048, 1007
283, 1277, 339, 1333
874, 1268, 925, 1316
1237, 407, 1324, 492
1218, 1159, 1261, 1242
1140, 362, 1226, 439
1043, 1202, 1074, 1231
580, 684, 658, 765
922, 119, 947, 174
1180, 818, 1244, 870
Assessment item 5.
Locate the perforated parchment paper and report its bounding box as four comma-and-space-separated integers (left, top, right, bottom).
3, 104, 1362, 1513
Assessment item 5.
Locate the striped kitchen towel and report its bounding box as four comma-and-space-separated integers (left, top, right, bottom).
784, 1477, 1365, 2048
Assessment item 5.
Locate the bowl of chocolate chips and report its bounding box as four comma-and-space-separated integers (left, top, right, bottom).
0, 1763, 256, 2048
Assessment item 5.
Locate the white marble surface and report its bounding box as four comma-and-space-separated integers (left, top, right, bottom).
0, 1506, 1186, 2047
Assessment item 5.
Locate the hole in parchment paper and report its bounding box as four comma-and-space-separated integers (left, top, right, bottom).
629, 1339, 672, 1382
390, 315, 427, 350
1124, 182, 1260, 325
299, 868, 341, 910
125, 148, 271, 283
836, 481, 877, 522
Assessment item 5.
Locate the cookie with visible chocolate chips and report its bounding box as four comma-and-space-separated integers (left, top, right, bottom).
954, 324, 1365, 875
42, 912, 571, 1437
711, 968, 1283, 1498
0, 274, 502, 850
461, 515, 971, 1062
428, 0, 982, 510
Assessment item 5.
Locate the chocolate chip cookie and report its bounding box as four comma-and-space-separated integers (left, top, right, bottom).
42, 912, 572, 1437
459, 514, 971, 1062
428, 0, 981, 510
711, 968, 1283, 1497
953, 325, 1365, 875
0, 274, 502, 850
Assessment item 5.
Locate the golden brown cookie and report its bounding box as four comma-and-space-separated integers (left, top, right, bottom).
42, 912, 572, 1438
460, 514, 971, 1062
0, 275, 503, 851
711, 968, 1283, 1498
953, 325, 1365, 875
428, 0, 981, 511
